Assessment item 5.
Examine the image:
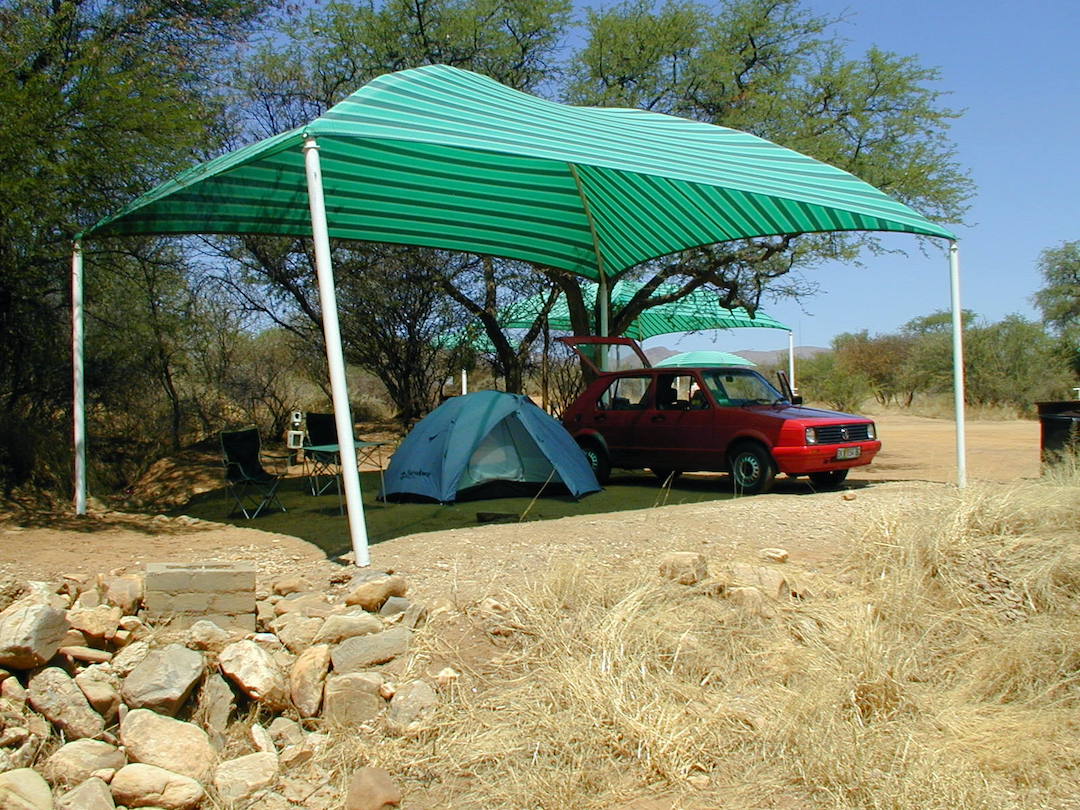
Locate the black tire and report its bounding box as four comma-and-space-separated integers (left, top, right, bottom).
578, 439, 611, 484
809, 469, 849, 488
727, 443, 776, 495
651, 468, 681, 486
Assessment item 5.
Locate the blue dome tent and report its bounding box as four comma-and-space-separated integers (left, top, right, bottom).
381, 391, 600, 503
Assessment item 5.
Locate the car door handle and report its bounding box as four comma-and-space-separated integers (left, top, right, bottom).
594, 414, 606, 422
651, 415, 665, 422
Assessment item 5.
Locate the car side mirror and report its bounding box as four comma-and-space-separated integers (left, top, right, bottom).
791, 395, 803, 405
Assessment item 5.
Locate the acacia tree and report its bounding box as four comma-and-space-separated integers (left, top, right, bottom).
0, 0, 274, 492
1034, 240, 1080, 377
554, 0, 972, 335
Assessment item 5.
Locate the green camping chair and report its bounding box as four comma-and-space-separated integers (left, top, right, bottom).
220, 427, 286, 519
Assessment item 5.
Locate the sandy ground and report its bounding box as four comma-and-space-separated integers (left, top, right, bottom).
0, 414, 1042, 598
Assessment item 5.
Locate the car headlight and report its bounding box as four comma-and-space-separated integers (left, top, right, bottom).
867, 423, 876, 440
805, 427, 818, 445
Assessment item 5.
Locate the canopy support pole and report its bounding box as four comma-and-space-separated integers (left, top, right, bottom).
72, 242, 87, 515
568, 164, 609, 338
949, 241, 967, 488
461, 369, 467, 395
303, 136, 370, 566
787, 331, 796, 392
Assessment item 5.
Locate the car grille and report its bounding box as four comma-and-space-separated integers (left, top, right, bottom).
815, 424, 871, 444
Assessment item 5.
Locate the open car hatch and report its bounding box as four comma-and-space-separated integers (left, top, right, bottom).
555, 336, 652, 375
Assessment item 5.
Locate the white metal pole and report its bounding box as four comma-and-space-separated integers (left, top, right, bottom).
72, 242, 87, 515
949, 241, 968, 489
787, 331, 796, 392
461, 368, 467, 395
303, 136, 370, 566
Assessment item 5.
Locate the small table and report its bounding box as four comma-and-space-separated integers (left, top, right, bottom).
303, 441, 389, 513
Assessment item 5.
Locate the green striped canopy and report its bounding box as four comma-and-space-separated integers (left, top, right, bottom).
83, 64, 954, 278
655, 351, 756, 368
499, 280, 790, 339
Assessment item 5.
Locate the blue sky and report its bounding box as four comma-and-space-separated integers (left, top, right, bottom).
632, 0, 1080, 353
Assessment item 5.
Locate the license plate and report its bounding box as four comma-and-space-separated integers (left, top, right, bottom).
836, 446, 861, 460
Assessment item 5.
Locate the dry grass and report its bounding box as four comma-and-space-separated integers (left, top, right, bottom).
319, 471, 1080, 809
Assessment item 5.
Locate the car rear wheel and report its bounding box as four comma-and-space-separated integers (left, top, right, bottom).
577, 439, 611, 484
651, 468, 681, 486
728, 443, 776, 495
809, 469, 849, 488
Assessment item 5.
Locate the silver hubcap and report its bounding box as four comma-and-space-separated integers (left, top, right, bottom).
734, 453, 761, 486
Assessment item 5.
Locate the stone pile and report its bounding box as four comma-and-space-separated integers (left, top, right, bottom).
0, 566, 435, 809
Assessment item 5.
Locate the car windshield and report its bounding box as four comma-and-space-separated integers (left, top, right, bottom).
702, 369, 786, 405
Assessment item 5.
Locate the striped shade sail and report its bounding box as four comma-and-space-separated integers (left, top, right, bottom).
83, 64, 955, 277
498, 280, 790, 339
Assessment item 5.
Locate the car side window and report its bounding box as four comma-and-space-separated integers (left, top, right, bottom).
598, 376, 651, 410
655, 374, 697, 410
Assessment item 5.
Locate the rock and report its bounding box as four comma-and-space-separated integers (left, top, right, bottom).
2, 674, 27, 702
268, 716, 305, 749
0, 767, 53, 810
387, 680, 437, 734
103, 575, 143, 616
24, 582, 68, 609
120, 709, 215, 782
758, 547, 789, 563
186, 619, 234, 651
322, 672, 386, 725
272, 592, 337, 618
728, 586, 776, 618
195, 672, 235, 746
28, 666, 105, 739
278, 743, 314, 770
658, 552, 708, 585
59, 645, 112, 664
66, 605, 123, 642
111, 639, 151, 675
311, 612, 382, 645
272, 576, 312, 596
219, 639, 290, 710
251, 722, 276, 753
110, 763, 204, 810
213, 752, 279, 805
841, 491, 857, 501
45, 739, 127, 787
344, 767, 401, 810
75, 666, 122, 723
330, 627, 411, 672
121, 643, 205, 716
400, 602, 428, 629
435, 667, 460, 689
0, 726, 28, 747
379, 597, 411, 617
0, 601, 69, 669
344, 576, 407, 612
269, 613, 323, 654
730, 563, 790, 600
56, 777, 116, 810
90, 768, 117, 782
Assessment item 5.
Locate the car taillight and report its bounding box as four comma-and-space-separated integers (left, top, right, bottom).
867, 422, 876, 440
805, 427, 818, 445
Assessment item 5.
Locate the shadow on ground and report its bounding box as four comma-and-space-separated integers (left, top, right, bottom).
172, 469, 859, 559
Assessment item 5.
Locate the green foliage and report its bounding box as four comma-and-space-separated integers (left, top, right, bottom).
1034, 240, 1080, 377
0, 0, 273, 492
797, 350, 871, 413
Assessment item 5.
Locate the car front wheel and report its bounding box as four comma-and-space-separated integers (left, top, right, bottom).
728, 443, 776, 495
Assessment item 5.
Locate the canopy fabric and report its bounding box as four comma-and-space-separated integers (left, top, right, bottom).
655, 351, 756, 367
82, 64, 955, 281
498, 280, 790, 340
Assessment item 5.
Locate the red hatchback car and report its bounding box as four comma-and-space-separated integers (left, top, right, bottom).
559, 337, 881, 494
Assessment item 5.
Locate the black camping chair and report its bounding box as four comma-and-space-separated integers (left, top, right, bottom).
303, 412, 342, 499
220, 427, 286, 519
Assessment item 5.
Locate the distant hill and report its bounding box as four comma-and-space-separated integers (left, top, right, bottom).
645, 345, 829, 367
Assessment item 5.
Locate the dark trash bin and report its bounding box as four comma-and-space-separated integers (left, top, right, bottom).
1036, 401, 1080, 468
